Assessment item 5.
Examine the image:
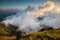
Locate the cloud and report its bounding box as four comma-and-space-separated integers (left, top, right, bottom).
2, 0, 60, 34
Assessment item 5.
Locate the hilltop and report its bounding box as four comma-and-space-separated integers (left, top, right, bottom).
0, 23, 60, 40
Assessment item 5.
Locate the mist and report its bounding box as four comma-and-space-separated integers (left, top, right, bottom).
2, 1, 60, 34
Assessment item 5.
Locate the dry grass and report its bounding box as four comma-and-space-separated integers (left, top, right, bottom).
0, 36, 16, 40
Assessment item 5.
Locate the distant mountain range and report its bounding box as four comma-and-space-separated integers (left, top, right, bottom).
0, 8, 23, 21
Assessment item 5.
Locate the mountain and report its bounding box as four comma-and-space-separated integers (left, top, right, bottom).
0, 22, 60, 40
0, 8, 23, 21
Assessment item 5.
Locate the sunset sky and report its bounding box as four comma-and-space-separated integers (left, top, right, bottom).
0, 0, 60, 9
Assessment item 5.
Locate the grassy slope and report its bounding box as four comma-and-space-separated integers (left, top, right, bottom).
0, 23, 60, 40
21, 29, 60, 40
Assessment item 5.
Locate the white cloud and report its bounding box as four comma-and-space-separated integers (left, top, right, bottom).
2, 0, 60, 33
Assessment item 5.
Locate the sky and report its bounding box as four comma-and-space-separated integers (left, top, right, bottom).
2, 0, 60, 33
0, 0, 60, 9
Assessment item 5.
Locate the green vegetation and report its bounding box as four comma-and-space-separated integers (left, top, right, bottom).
21, 29, 60, 40
0, 23, 60, 40
0, 23, 10, 36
